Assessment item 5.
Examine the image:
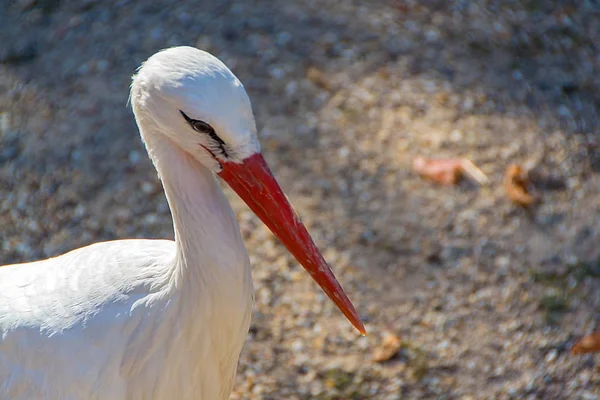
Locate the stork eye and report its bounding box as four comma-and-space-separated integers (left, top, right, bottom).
180, 110, 228, 157
191, 119, 213, 134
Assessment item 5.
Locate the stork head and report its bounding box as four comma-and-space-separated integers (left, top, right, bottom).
130, 46, 365, 335
130, 46, 260, 172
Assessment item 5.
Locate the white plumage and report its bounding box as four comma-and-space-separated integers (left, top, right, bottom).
0, 47, 363, 400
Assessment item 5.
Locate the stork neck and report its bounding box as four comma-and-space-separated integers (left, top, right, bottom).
141, 129, 248, 288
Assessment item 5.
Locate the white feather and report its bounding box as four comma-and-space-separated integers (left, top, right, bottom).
0, 47, 256, 399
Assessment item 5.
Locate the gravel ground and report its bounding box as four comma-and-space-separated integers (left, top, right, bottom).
1, 0, 600, 398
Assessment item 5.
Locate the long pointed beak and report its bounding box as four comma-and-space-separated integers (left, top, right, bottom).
218, 153, 366, 335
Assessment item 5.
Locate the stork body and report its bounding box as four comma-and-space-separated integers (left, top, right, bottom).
0, 153, 252, 399
0, 47, 363, 399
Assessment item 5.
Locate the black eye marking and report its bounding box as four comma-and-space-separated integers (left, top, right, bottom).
179, 110, 228, 158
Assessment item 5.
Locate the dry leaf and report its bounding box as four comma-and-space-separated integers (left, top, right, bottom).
412, 157, 490, 186
372, 333, 402, 362
504, 164, 538, 206
412, 157, 463, 185
571, 332, 600, 354
306, 66, 330, 90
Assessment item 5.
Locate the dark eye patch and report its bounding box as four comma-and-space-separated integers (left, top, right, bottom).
180, 110, 228, 157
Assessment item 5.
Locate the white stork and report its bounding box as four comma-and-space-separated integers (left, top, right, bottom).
0, 46, 365, 399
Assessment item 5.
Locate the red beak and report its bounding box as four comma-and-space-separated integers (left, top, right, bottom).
218, 153, 366, 335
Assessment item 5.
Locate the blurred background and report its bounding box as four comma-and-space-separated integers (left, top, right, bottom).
1, 0, 599, 398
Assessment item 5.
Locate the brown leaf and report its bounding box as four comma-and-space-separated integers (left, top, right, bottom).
571, 332, 600, 354
306, 66, 330, 90
372, 333, 402, 362
412, 157, 463, 185
504, 164, 538, 206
